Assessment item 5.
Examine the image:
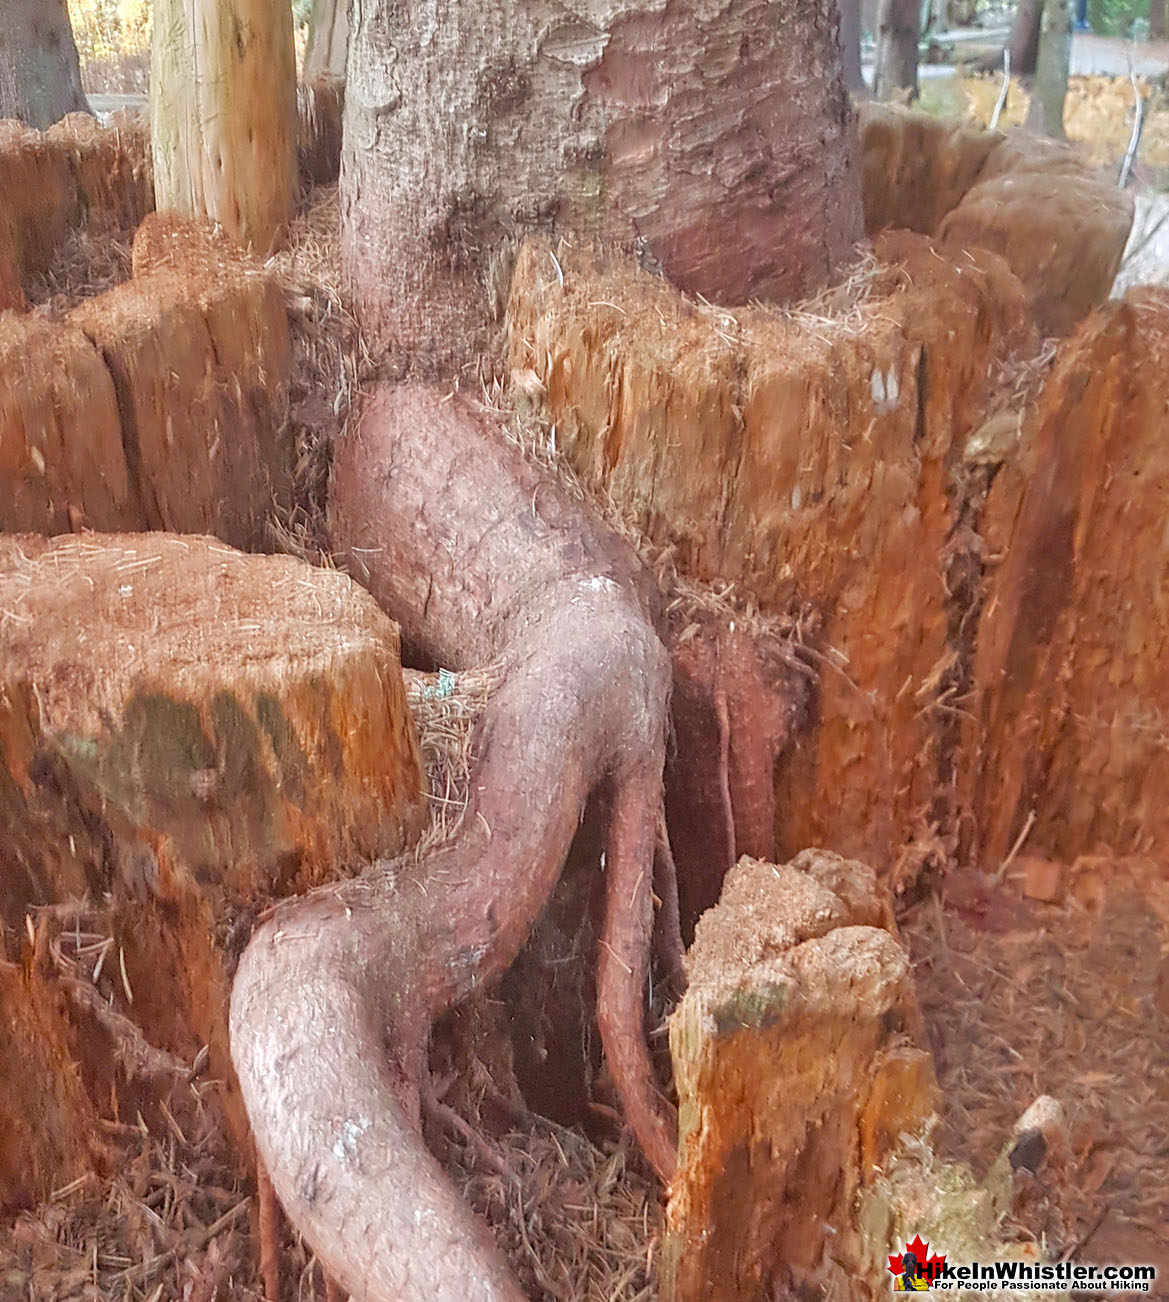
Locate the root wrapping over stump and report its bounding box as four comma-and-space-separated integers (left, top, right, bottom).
231, 384, 680, 1299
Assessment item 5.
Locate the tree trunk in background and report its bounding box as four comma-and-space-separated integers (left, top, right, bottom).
1149, 0, 1166, 39
838, 0, 869, 96
1007, 0, 1045, 75
303, 0, 348, 81
1026, 0, 1071, 137
873, 0, 920, 100
342, 0, 863, 371
0, 0, 90, 129
150, 0, 297, 252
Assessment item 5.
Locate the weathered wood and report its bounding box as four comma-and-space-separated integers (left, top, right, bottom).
0, 315, 137, 534
973, 289, 1169, 866
68, 215, 293, 548
858, 106, 1133, 338
342, 0, 863, 369
0, 533, 426, 1205
303, 0, 348, 82
665, 850, 938, 1300
507, 232, 1032, 876
0, 114, 152, 291
938, 135, 1132, 337
150, 0, 297, 252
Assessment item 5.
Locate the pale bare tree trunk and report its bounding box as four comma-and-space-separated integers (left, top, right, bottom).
1026, 0, 1072, 137
874, 0, 920, 99
341, 0, 863, 370
0, 0, 90, 129
303, 0, 348, 81
150, 0, 297, 252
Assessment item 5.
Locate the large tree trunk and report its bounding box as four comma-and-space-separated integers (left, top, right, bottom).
232, 1, 864, 1296
0, 0, 90, 129
1025, 0, 1072, 137
341, 0, 863, 370
873, 0, 920, 100
303, 0, 348, 81
150, 0, 297, 252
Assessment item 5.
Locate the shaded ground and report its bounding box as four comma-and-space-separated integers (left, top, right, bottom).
901, 858, 1169, 1286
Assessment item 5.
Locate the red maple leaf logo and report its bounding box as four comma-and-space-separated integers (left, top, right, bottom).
888, 1234, 946, 1283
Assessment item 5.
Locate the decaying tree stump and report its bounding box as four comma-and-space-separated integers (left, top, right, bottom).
665, 854, 1076, 1298
859, 106, 1134, 337
507, 232, 1033, 879
0, 532, 426, 1206
665, 850, 938, 1299
974, 289, 1169, 866
1, 213, 294, 547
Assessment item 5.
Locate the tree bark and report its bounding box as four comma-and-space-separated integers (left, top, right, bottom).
873, 0, 920, 100
0, 0, 90, 129
1025, 0, 1072, 138
150, 0, 298, 252
303, 0, 348, 81
341, 0, 863, 370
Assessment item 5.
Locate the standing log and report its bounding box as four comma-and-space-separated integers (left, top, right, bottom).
0, 533, 426, 1204
665, 851, 939, 1300
303, 0, 348, 82
150, 0, 297, 252
973, 289, 1169, 867
342, 0, 863, 368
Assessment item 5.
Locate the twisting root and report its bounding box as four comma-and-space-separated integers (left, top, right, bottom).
231, 385, 676, 1299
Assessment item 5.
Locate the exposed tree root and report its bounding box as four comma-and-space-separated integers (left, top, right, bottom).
230, 383, 678, 1299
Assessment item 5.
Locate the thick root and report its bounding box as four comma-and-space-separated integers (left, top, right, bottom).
231, 384, 676, 1298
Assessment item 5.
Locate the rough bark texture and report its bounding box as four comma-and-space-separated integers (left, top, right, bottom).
304, 0, 349, 81
341, 0, 862, 369
1025, 0, 1072, 138
507, 232, 1032, 876
0, 533, 425, 1207
859, 106, 1134, 337
873, 0, 920, 100
664, 851, 938, 1301
0, 113, 152, 296
0, 0, 90, 130
232, 384, 677, 1299
973, 290, 1169, 867
150, 0, 297, 252
1, 213, 294, 546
